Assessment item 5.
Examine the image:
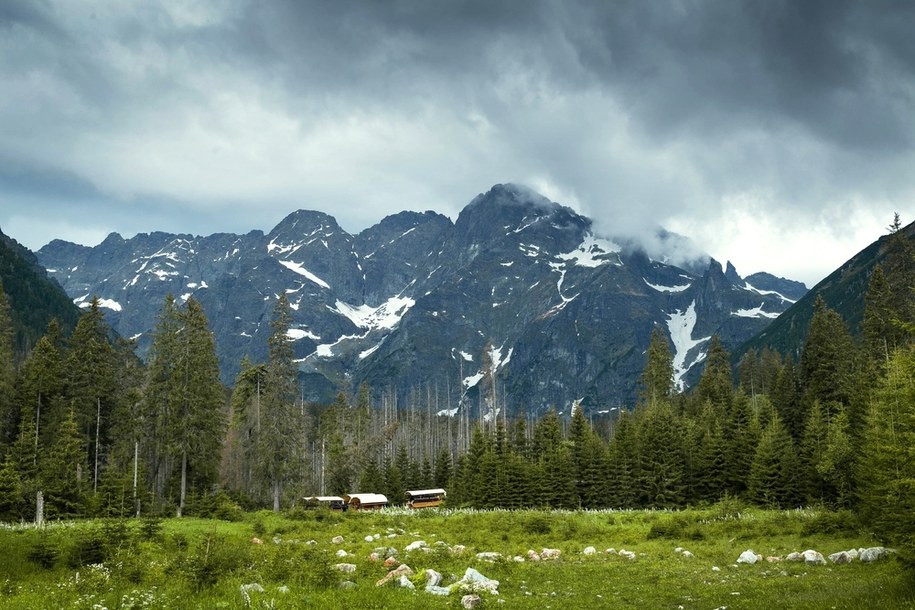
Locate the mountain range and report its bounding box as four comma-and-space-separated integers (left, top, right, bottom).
35, 184, 807, 413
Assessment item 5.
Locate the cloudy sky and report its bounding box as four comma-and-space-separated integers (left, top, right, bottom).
1, 0, 913, 287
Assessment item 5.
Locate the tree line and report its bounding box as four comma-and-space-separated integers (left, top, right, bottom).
0, 220, 912, 559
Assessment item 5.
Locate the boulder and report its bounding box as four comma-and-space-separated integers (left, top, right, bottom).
335, 549, 348, 558
583, 546, 597, 555
829, 551, 853, 564
277, 585, 289, 594
364, 535, 375, 543
737, 549, 761, 564
455, 567, 500, 595
334, 563, 357, 574
424, 569, 443, 588
860, 547, 891, 562
376, 564, 414, 587
605, 548, 617, 555
802, 550, 826, 565
398, 575, 415, 590
250, 537, 263, 545
618, 549, 636, 561
405, 540, 428, 552
786, 552, 803, 562
331, 535, 344, 544
541, 548, 561, 560
476, 552, 502, 561
383, 556, 400, 568
681, 550, 694, 559
765, 556, 782, 563
462, 594, 482, 609
527, 549, 541, 561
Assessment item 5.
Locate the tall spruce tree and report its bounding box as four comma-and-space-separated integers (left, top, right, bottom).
747, 414, 801, 508
857, 345, 915, 558
0, 280, 17, 448
256, 294, 303, 511
172, 298, 225, 516
16, 323, 66, 449
65, 297, 117, 495
639, 327, 674, 406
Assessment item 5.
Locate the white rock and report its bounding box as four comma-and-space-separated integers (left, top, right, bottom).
737, 549, 760, 564
398, 575, 415, 590
681, 550, 694, 559
513, 555, 525, 562
674, 546, 684, 553
405, 540, 428, 552
428, 585, 452, 596
712, 566, 721, 572
583, 546, 597, 555
860, 547, 891, 562
786, 552, 803, 562
527, 549, 541, 561
829, 551, 853, 564
456, 567, 500, 595
331, 535, 344, 544
365, 535, 375, 543
240, 583, 264, 593
476, 551, 502, 561
336, 549, 348, 558
462, 594, 482, 609
605, 548, 617, 555
424, 569, 443, 588
334, 563, 357, 573
802, 550, 826, 565
619, 549, 636, 560
277, 585, 289, 594
541, 548, 562, 560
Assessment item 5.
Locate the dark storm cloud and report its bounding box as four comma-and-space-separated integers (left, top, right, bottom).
0, 0, 912, 286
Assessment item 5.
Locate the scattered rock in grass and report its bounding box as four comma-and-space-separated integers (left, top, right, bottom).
860, 547, 892, 562
455, 567, 500, 595
618, 549, 636, 561
384, 556, 400, 568
829, 551, 853, 564
737, 550, 761, 564
365, 535, 374, 543
336, 549, 348, 558
387, 534, 398, 538
712, 566, 721, 572
583, 546, 597, 555
847, 549, 859, 560
462, 594, 482, 609
425, 569, 443, 588
428, 585, 451, 596
802, 550, 826, 565
376, 564, 414, 587
241, 583, 265, 593
541, 548, 561, 560
398, 575, 415, 590
513, 556, 525, 562
527, 550, 541, 561
477, 552, 502, 562
451, 545, 467, 555
605, 548, 616, 555
405, 540, 428, 552
277, 585, 289, 594
306, 539, 317, 545
273, 536, 282, 544
681, 551, 694, 559
334, 563, 357, 574
250, 537, 263, 545
331, 536, 344, 544
369, 552, 380, 562
340, 581, 356, 590
786, 552, 803, 562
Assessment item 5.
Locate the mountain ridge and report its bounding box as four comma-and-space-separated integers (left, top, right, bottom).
35, 184, 805, 412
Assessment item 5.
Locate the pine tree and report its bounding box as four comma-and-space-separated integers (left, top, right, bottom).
0, 452, 24, 521
772, 355, 804, 442
40, 409, 86, 518
17, 323, 66, 449
800, 296, 858, 414
639, 327, 674, 406
0, 279, 16, 448
637, 401, 686, 508
256, 294, 304, 511
605, 411, 639, 508
857, 345, 915, 557
863, 266, 898, 368
692, 335, 733, 414
817, 407, 854, 508
172, 298, 226, 516
747, 414, 801, 508
65, 297, 117, 495
693, 405, 727, 502
801, 400, 829, 503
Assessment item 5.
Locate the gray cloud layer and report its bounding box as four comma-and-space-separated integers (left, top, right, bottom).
1, 0, 912, 286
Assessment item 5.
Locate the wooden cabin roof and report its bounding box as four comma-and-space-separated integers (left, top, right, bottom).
405, 488, 447, 498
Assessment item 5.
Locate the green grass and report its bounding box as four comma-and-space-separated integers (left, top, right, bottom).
0, 506, 913, 609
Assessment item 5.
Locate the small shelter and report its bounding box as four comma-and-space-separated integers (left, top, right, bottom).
405, 488, 447, 509
344, 493, 388, 510
302, 495, 346, 511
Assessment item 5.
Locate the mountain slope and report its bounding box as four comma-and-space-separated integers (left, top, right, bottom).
738, 220, 915, 359
36, 184, 805, 412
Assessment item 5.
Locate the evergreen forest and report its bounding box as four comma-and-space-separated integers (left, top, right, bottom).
0, 222, 912, 567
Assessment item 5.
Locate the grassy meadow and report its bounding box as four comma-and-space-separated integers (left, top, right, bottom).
1, 504, 913, 609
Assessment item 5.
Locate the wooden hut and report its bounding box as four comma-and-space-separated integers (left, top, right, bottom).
405, 488, 447, 509
344, 493, 388, 510
302, 495, 346, 511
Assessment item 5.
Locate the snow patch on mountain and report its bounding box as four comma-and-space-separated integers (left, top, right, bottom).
76, 297, 122, 312
667, 301, 711, 391
287, 328, 320, 341
333, 296, 415, 331
278, 260, 331, 289
733, 303, 780, 319
744, 282, 797, 304
644, 279, 691, 293
556, 234, 622, 268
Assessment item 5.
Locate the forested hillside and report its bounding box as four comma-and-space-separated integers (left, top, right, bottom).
0, 220, 912, 565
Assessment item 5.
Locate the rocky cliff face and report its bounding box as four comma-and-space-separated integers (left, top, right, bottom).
37, 184, 804, 413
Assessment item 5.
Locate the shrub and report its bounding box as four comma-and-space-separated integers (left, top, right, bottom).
801, 510, 861, 536
522, 514, 553, 535
66, 527, 107, 568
